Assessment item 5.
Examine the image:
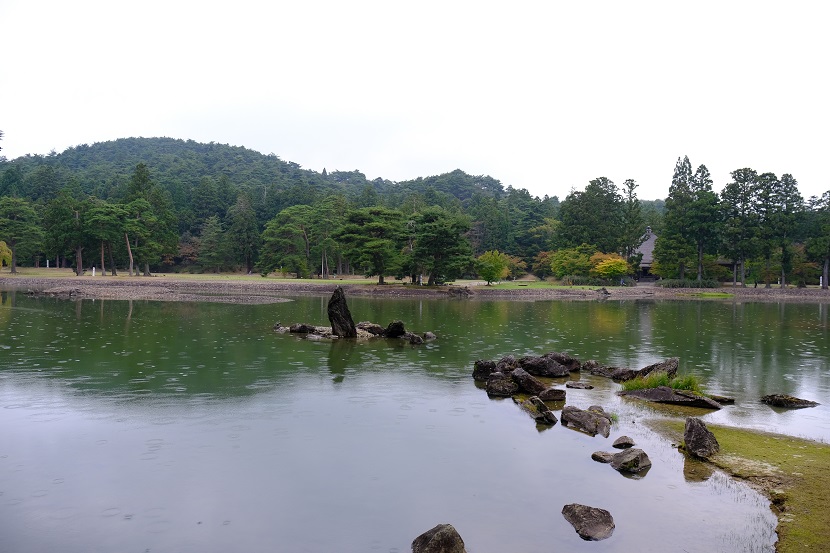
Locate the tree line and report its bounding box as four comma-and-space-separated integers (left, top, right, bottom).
0, 138, 828, 289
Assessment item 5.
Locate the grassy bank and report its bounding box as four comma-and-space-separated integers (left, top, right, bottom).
650, 420, 830, 552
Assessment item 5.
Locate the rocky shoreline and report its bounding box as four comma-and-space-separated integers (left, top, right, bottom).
2, 274, 829, 304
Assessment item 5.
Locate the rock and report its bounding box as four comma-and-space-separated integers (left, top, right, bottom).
411, 523, 467, 553
384, 320, 407, 338
591, 451, 614, 463
619, 386, 722, 409
544, 351, 582, 372
610, 448, 652, 474
587, 364, 618, 379
610, 367, 638, 382
707, 393, 735, 405
485, 373, 519, 397
566, 381, 593, 390
356, 321, 385, 335
423, 331, 437, 341
405, 332, 425, 345
447, 286, 473, 298
539, 387, 566, 402
581, 359, 601, 371
638, 357, 679, 379
518, 355, 570, 377
327, 286, 357, 338
511, 367, 547, 395
761, 394, 819, 408
561, 504, 615, 541
472, 360, 498, 382
561, 405, 612, 437
612, 436, 635, 449
495, 355, 519, 373
683, 417, 720, 458
289, 323, 317, 334
515, 396, 558, 425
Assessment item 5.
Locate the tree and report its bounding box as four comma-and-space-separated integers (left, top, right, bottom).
550, 244, 596, 279
654, 156, 696, 279
0, 196, 42, 273
411, 207, 473, 285
557, 177, 624, 253
721, 168, 759, 286
123, 164, 177, 276
806, 191, 830, 289
688, 164, 722, 281
0, 241, 11, 267
589, 253, 631, 281
753, 172, 780, 287
225, 193, 259, 273
619, 179, 645, 261
85, 199, 127, 276
197, 216, 227, 273
475, 250, 510, 285
259, 205, 316, 278
774, 173, 804, 287
335, 207, 405, 284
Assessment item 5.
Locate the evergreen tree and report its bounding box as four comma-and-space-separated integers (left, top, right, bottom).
774, 173, 804, 287
688, 164, 722, 281
557, 177, 624, 253
197, 215, 227, 273
225, 193, 259, 273
721, 168, 759, 286
411, 206, 473, 285
654, 156, 696, 279
806, 191, 830, 289
0, 196, 42, 273
335, 207, 405, 284
620, 179, 645, 262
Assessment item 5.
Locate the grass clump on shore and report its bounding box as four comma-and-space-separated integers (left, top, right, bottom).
650, 420, 830, 552
620, 372, 705, 395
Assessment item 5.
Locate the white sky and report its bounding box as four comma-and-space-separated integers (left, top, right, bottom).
2, 1, 828, 201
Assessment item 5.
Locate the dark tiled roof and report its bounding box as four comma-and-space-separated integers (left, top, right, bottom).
637, 228, 657, 266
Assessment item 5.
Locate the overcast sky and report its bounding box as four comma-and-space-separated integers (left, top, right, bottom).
2, 1, 828, 201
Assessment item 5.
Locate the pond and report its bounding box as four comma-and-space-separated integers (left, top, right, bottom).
1, 290, 828, 552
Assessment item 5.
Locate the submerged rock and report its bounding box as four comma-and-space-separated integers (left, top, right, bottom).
356, 321, 385, 335
683, 417, 720, 458
411, 523, 467, 553
761, 394, 819, 408
539, 387, 566, 402
514, 396, 558, 425
495, 355, 519, 373
384, 320, 407, 338
561, 503, 615, 541
591, 451, 614, 463
566, 381, 594, 390
618, 386, 722, 409
544, 351, 582, 372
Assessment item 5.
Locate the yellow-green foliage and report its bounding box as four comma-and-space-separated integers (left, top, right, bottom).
0, 241, 10, 267
475, 250, 510, 285
589, 253, 631, 280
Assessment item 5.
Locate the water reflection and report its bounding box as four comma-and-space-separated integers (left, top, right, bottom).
1, 293, 824, 552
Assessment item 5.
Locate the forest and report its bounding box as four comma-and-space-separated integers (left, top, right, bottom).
0, 136, 828, 289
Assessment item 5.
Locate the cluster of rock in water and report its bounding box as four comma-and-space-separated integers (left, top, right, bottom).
274, 286, 436, 344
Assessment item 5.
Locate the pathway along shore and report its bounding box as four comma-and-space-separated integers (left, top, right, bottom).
1, 274, 829, 304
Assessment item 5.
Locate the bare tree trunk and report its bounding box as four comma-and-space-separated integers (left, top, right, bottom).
125, 233, 134, 276
108, 242, 117, 276
100, 241, 106, 276
697, 244, 704, 281
75, 246, 83, 276
823, 258, 829, 290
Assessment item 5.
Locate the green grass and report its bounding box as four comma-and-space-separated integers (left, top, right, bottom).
652, 420, 830, 553
620, 371, 705, 394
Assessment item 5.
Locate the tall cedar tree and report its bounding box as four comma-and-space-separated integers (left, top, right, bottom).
557, 177, 623, 253
720, 169, 759, 286
654, 156, 696, 279
335, 207, 405, 284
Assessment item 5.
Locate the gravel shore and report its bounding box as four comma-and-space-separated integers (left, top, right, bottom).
1, 274, 829, 304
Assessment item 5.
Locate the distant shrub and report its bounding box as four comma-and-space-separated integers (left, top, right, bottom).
562, 275, 636, 287
656, 279, 721, 289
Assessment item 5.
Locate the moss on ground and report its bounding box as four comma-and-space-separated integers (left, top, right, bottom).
650, 420, 830, 552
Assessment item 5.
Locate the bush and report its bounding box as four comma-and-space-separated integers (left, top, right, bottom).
562, 275, 636, 287
656, 279, 721, 289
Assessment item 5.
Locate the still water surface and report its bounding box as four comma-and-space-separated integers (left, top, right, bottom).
1, 291, 828, 552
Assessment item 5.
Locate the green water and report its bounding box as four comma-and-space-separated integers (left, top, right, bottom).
1, 291, 827, 552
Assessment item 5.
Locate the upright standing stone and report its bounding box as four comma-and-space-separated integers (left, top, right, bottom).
327, 286, 357, 338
